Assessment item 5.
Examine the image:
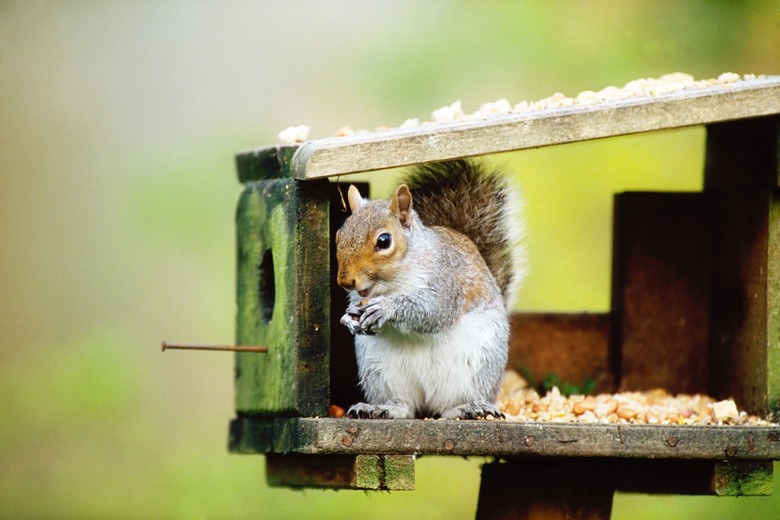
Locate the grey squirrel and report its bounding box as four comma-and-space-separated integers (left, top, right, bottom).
335, 159, 525, 419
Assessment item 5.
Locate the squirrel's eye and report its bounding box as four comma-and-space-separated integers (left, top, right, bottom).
375, 232, 392, 250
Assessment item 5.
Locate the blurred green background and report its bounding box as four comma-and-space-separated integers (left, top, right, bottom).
1, 1, 779, 518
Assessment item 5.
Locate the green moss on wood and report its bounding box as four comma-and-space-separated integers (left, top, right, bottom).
713, 461, 774, 496
354, 455, 381, 489
235, 178, 330, 417
382, 455, 416, 491
235, 145, 298, 183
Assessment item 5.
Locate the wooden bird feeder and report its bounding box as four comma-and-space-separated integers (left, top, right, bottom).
227, 76, 780, 519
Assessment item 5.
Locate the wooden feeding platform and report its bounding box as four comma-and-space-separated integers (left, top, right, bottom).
228, 76, 780, 518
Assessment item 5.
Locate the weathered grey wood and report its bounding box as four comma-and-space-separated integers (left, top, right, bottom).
265, 454, 415, 490
230, 417, 780, 460
611, 193, 714, 394
268, 76, 780, 179
234, 178, 331, 416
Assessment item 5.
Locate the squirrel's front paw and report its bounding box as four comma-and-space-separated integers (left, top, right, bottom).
359, 296, 388, 333
340, 312, 375, 335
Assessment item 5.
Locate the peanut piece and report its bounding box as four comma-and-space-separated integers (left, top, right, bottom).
503, 401, 521, 416
573, 396, 597, 415
617, 406, 638, 421
328, 404, 346, 418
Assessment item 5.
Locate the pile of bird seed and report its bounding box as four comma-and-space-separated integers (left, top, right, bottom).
496, 370, 775, 426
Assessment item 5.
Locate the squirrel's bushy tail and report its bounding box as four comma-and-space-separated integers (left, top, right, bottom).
402, 159, 526, 309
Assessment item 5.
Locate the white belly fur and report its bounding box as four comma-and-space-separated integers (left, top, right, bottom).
354, 308, 508, 416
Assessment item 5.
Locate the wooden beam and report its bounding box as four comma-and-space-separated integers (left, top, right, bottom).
260, 76, 780, 179
708, 191, 779, 417
703, 117, 780, 420
266, 454, 415, 491
474, 459, 774, 518
229, 417, 780, 460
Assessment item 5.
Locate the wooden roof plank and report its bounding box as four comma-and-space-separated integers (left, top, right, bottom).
281, 76, 780, 179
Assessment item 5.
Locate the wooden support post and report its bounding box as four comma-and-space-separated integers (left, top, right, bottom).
703, 116, 778, 192
476, 460, 614, 520
708, 191, 779, 417
328, 183, 368, 410
704, 117, 780, 420
234, 161, 331, 417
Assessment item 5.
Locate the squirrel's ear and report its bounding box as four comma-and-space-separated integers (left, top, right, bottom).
347, 185, 365, 211
390, 184, 413, 227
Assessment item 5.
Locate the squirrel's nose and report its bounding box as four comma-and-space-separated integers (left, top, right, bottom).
338, 272, 355, 290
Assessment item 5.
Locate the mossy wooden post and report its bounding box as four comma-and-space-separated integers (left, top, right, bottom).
704, 117, 780, 421
234, 146, 330, 418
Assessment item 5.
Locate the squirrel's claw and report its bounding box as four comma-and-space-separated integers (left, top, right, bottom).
347, 403, 389, 419
359, 296, 387, 332
347, 401, 415, 419
345, 301, 361, 316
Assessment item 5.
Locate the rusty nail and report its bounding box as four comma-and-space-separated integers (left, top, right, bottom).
346, 425, 359, 434
525, 436, 535, 447
444, 439, 455, 451
768, 432, 779, 442
342, 436, 353, 447
666, 436, 679, 448
161, 341, 267, 353
725, 446, 737, 458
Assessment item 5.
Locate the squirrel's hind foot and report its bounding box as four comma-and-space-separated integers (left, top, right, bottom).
347, 402, 414, 419
440, 401, 505, 420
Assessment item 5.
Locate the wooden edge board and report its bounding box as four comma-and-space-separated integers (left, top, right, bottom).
231, 417, 780, 460
275, 76, 779, 179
